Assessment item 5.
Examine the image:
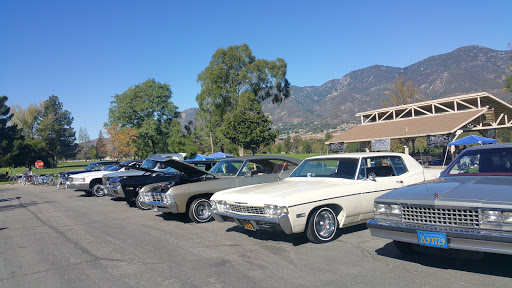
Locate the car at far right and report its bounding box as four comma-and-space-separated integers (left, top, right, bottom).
368, 143, 512, 255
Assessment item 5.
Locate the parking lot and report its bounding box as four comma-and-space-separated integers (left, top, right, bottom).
0, 184, 510, 288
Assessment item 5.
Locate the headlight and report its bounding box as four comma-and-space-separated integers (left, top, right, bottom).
503, 212, 512, 223
374, 202, 402, 220
264, 204, 289, 217
163, 193, 175, 204
213, 200, 230, 212
482, 210, 503, 222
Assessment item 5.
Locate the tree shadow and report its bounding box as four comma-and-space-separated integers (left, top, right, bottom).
375, 242, 512, 278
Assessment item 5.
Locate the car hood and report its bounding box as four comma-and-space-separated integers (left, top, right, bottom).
61, 169, 90, 175
378, 176, 512, 207
212, 177, 359, 206
70, 169, 117, 178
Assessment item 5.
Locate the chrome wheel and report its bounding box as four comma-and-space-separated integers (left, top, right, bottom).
306, 207, 338, 243
189, 198, 212, 223
92, 184, 106, 197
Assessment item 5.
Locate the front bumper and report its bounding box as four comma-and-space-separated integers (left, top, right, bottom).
149, 202, 179, 213
105, 183, 125, 198
367, 219, 512, 255
67, 182, 89, 190
212, 211, 293, 234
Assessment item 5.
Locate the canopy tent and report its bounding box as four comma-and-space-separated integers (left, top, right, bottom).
448, 135, 498, 146
187, 154, 215, 161
209, 152, 234, 159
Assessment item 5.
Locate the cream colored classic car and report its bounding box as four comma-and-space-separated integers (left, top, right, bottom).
211, 152, 442, 243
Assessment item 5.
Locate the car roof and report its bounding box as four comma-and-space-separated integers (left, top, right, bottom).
462, 143, 512, 151
91, 161, 120, 164
218, 155, 301, 164
119, 160, 143, 165
304, 152, 407, 160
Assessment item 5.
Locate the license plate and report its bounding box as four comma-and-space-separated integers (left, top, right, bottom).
417, 231, 447, 248
239, 220, 256, 231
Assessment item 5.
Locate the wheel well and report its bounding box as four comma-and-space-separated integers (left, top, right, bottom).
89, 178, 101, 189
306, 204, 343, 227
186, 193, 214, 212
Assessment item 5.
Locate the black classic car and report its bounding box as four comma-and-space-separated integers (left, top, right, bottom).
105, 156, 217, 209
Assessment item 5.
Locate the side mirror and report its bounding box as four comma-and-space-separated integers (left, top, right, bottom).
367, 172, 376, 181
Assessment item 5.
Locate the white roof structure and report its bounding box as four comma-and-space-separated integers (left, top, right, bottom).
327, 92, 512, 144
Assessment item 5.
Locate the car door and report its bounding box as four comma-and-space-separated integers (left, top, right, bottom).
358, 156, 405, 220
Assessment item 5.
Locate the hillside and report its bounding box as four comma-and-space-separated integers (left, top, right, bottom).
182, 45, 512, 134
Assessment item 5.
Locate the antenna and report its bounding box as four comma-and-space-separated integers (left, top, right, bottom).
277, 162, 287, 180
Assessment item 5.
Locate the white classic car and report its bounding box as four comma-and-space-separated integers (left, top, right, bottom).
68, 160, 142, 196
211, 152, 442, 243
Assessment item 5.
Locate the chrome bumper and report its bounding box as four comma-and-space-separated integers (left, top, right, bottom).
367, 219, 512, 255
105, 184, 125, 198
149, 202, 178, 213
67, 182, 89, 190
212, 210, 293, 234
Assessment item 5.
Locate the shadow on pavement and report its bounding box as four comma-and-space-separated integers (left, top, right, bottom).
375, 242, 512, 278
155, 213, 192, 223
225, 222, 368, 246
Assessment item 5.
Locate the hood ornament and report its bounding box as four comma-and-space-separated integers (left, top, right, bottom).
434, 193, 439, 199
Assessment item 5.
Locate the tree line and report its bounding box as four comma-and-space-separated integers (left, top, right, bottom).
2, 43, 512, 168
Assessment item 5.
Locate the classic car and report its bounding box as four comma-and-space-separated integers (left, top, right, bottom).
58, 160, 120, 189
67, 160, 142, 196
139, 155, 301, 223
368, 143, 512, 255
104, 155, 217, 209
210, 152, 442, 243
103, 153, 185, 198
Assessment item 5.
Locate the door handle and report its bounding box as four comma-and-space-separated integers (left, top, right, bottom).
396, 180, 403, 184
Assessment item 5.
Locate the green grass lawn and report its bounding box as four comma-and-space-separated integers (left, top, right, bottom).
0, 161, 95, 184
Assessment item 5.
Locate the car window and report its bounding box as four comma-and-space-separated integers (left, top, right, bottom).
358, 156, 396, 179
209, 160, 244, 176
290, 158, 359, 179
141, 160, 157, 169
445, 148, 512, 176
389, 156, 408, 175
104, 165, 122, 172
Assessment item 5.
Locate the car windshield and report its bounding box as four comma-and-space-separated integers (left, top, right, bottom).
444, 147, 512, 176
163, 167, 179, 174
104, 165, 122, 172
209, 160, 244, 176
86, 163, 99, 170
290, 158, 360, 179
141, 160, 157, 169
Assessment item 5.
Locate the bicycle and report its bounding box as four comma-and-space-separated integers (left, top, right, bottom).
8, 173, 22, 185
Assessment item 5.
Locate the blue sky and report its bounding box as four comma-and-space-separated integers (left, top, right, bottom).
1, 0, 511, 139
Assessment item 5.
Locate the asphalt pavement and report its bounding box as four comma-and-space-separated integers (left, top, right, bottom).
0, 184, 510, 288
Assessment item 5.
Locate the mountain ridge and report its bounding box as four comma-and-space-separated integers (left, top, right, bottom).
181, 45, 512, 133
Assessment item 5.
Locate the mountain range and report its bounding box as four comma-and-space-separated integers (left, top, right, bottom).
181, 45, 512, 134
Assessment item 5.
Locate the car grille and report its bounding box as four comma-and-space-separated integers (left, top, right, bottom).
228, 205, 265, 215
401, 205, 480, 228
144, 192, 165, 202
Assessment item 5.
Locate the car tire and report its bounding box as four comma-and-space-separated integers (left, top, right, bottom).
91, 184, 106, 197
136, 194, 151, 210
188, 198, 213, 223
393, 240, 415, 254
306, 207, 338, 244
